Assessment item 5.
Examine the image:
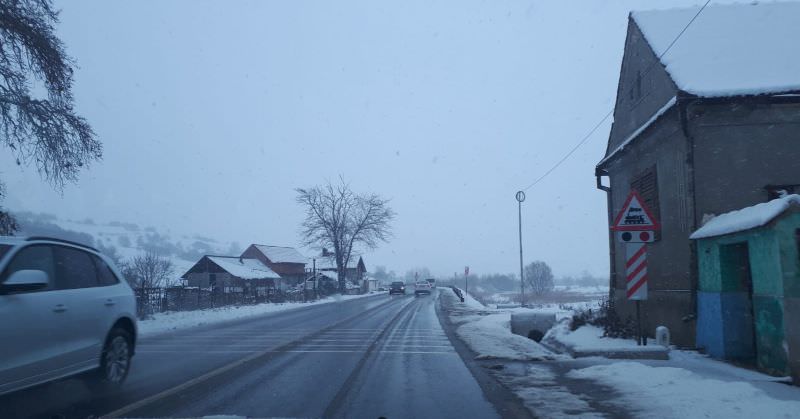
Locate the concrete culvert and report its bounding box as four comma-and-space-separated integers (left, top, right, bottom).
527, 329, 545, 342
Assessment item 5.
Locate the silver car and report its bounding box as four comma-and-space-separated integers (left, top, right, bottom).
0, 236, 138, 396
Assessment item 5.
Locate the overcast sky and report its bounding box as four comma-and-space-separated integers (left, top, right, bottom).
1, 0, 747, 278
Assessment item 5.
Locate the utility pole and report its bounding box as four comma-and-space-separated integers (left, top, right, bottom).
312, 258, 317, 300
516, 191, 526, 307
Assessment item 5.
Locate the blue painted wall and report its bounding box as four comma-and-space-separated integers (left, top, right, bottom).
697, 292, 724, 357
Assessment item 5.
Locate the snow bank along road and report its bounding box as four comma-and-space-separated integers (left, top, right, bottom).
1, 290, 506, 419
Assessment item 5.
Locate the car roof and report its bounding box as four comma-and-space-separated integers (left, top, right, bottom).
0, 236, 99, 253
0, 236, 26, 246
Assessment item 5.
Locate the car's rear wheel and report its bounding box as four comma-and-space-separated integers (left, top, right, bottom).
86, 328, 133, 393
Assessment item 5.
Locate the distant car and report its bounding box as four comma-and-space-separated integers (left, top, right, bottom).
0, 236, 138, 396
389, 281, 406, 295
414, 281, 432, 296
425, 278, 436, 288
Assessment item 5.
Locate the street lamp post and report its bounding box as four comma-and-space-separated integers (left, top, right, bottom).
516, 191, 526, 307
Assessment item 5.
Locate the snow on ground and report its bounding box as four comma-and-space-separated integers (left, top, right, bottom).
456, 312, 560, 361
138, 292, 381, 337
451, 287, 486, 309
442, 289, 559, 361
567, 361, 800, 419
506, 302, 598, 321
493, 364, 603, 419
545, 322, 665, 354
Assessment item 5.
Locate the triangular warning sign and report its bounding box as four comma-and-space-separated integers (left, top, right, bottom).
612, 190, 660, 231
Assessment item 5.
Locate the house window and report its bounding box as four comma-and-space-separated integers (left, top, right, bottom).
630, 165, 661, 224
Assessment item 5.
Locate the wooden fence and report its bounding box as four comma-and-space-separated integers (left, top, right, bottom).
134, 286, 320, 319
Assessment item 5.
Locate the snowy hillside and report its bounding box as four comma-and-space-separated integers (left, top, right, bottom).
12, 211, 241, 284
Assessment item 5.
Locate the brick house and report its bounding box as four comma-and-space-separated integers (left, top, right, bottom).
595, 3, 800, 346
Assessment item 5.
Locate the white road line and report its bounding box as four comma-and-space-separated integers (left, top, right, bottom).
141, 338, 373, 345
138, 349, 456, 355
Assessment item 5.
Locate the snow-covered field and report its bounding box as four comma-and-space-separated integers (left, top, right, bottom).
139, 292, 381, 337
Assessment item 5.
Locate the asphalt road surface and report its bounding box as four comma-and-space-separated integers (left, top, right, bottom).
1, 290, 505, 419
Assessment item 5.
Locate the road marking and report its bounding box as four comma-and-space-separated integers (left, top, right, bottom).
140, 338, 375, 346
103, 296, 410, 418
137, 348, 455, 355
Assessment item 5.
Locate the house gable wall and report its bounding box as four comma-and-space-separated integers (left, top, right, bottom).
606, 18, 679, 155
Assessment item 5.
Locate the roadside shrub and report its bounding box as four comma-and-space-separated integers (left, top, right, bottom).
568, 297, 637, 338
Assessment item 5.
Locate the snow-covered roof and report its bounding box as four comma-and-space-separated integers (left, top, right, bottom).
690, 194, 800, 239
632, 2, 800, 97
207, 256, 281, 279
253, 245, 307, 264
313, 255, 362, 270
599, 96, 676, 166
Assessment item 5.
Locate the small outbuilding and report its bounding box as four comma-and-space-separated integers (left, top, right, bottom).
183, 255, 283, 295
691, 195, 800, 380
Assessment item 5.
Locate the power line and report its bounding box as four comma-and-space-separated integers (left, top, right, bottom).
520, 0, 712, 192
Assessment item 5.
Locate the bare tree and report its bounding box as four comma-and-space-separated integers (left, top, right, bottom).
296, 178, 395, 292
0, 0, 99, 224
525, 261, 554, 295
0, 181, 17, 235
122, 251, 174, 290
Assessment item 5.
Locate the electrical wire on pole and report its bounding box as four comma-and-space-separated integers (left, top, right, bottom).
519, 0, 712, 193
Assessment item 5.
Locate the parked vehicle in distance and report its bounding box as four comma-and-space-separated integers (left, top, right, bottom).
414, 281, 432, 296
0, 236, 138, 396
425, 278, 436, 288
389, 281, 406, 295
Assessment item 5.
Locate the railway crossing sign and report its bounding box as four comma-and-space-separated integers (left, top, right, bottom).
611, 189, 660, 302
612, 190, 660, 231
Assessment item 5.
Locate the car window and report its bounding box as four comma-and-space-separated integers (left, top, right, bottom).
1, 245, 55, 291
0, 244, 10, 261
53, 246, 99, 289
92, 255, 120, 286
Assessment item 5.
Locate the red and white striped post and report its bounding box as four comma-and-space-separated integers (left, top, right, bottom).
626, 243, 648, 300
626, 242, 648, 346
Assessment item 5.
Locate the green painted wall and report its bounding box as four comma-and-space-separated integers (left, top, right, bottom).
776, 212, 800, 298
698, 240, 721, 292
697, 229, 780, 295
753, 296, 788, 375
698, 228, 784, 297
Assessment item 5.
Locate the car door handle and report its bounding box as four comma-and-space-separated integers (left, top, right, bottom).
104, 299, 116, 307
53, 304, 68, 313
